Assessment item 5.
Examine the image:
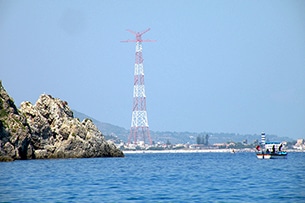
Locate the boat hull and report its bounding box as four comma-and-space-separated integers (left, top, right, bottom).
256, 153, 271, 159
256, 152, 287, 159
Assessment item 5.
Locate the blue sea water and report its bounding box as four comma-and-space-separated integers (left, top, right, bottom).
0, 152, 305, 202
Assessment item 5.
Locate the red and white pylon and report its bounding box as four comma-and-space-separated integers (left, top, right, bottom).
122, 28, 155, 145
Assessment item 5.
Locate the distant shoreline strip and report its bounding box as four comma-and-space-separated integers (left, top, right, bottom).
123, 149, 304, 154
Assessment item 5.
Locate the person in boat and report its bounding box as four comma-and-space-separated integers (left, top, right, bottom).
256, 145, 260, 151
279, 144, 283, 151
272, 145, 275, 153
266, 149, 270, 154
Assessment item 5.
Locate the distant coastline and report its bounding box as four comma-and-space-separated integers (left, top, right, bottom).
124, 149, 242, 154
123, 149, 305, 154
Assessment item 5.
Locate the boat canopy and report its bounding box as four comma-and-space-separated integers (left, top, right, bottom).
265, 141, 281, 145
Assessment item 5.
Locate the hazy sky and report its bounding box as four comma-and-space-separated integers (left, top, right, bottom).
1, 0, 305, 139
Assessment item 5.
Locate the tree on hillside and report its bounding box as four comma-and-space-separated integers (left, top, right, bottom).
196, 135, 201, 144
196, 134, 210, 146
205, 134, 209, 146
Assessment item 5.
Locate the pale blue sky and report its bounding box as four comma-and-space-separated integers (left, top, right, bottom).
1, 0, 305, 139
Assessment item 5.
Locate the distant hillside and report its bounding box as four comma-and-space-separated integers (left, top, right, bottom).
150, 131, 294, 145
73, 110, 294, 144
73, 110, 129, 142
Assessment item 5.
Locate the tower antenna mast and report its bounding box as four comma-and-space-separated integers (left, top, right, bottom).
122, 28, 155, 145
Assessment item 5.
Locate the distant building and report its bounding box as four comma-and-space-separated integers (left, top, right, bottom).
293, 139, 305, 150
213, 143, 227, 148
296, 139, 304, 145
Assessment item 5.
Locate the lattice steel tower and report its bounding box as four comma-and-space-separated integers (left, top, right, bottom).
122, 28, 155, 145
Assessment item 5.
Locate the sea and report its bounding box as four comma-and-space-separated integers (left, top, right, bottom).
0, 152, 304, 203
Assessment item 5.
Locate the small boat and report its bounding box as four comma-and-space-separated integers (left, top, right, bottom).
256, 141, 287, 159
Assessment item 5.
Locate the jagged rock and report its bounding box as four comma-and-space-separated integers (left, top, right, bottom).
0, 81, 34, 161
0, 81, 124, 162
20, 94, 124, 159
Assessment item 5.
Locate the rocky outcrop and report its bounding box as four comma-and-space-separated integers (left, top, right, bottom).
0, 81, 124, 161
0, 81, 34, 161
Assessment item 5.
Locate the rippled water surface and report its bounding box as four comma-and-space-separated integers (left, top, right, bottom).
1, 152, 305, 202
